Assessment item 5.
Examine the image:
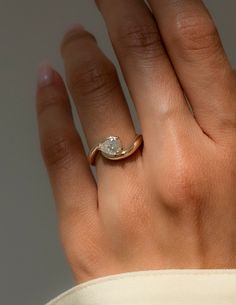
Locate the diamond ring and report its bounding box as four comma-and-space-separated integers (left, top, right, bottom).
88, 134, 143, 166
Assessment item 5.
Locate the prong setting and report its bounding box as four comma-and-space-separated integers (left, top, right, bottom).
99, 136, 123, 156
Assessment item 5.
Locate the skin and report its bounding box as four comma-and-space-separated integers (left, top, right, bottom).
36, 0, 236, 284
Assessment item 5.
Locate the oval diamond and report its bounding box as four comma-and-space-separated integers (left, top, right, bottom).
100, 136, 123, 156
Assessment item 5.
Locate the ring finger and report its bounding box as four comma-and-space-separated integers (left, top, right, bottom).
61, 25, 137, 175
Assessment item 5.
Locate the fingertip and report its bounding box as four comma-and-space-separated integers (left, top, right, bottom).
36, 62, 66, 90
65, 22, 85, 35
37, 62, 55, 88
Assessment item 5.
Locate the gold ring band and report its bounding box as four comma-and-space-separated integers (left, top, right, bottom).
88, 134, 143, 166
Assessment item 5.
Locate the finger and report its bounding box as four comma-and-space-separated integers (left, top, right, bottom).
95, 0, 195, 144
60, 25, 137, 173
148, 0, 236, 140
36, 63, 97, 219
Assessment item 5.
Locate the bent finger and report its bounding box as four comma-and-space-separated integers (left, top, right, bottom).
148, 0, 236, 140
36, 64, 98, 220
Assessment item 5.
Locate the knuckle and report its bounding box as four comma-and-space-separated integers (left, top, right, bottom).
162, 161, 203, 209
41, 132, 77, 170
175, 14, 221, 57
37, 90, 68, 118
69, 60, 119, 101
170, 173, 198, 206
61, 30, 96, 56
117, 22, 164, 61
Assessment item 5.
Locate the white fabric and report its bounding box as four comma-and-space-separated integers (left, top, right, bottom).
45, 269, 236, 305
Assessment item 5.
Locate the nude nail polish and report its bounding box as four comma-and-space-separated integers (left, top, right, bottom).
37, 63, 54, 87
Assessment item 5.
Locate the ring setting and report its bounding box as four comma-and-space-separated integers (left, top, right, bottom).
88, 134, 143, 166
100, 136, 123, 156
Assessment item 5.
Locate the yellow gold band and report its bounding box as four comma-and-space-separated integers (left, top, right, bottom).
88, 134, 143, 166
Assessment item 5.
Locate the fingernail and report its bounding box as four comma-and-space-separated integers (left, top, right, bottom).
37, 62, 54, 87
65, 22, 85, 34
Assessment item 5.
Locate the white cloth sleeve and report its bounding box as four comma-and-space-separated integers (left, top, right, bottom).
45, 269, 236, 305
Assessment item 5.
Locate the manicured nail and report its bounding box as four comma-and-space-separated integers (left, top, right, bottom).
37, 62, 54, 87
65, 22, 85, 34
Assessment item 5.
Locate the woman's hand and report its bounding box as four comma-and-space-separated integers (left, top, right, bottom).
36, 0, 236, 283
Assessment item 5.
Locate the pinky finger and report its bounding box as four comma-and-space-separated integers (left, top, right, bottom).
36, 63, 98, 220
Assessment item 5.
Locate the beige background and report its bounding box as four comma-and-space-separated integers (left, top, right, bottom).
1, 1, 236, 305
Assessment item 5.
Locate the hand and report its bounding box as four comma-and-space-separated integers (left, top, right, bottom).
36, 0, 236, 284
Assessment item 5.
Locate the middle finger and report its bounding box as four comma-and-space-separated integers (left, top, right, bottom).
96, 0, 195, 144
61, 26, 136, 173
